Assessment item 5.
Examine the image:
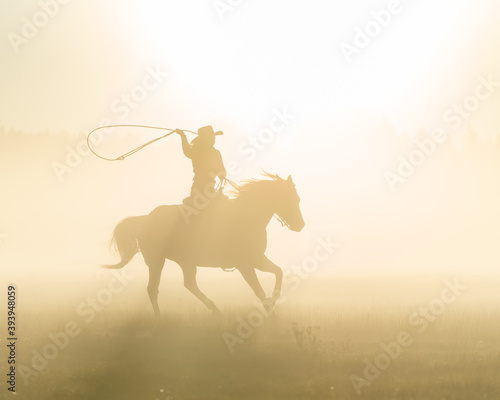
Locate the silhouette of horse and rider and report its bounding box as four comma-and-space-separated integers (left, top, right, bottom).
104, 126, 305, 317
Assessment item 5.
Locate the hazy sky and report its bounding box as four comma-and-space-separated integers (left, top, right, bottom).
1, 0, 500, 136
1, 1, 500, 280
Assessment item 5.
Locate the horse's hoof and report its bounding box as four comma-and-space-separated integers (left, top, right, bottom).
262, 298, 276, 315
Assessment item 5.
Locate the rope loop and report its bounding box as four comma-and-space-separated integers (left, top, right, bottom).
86, 124, 197, 161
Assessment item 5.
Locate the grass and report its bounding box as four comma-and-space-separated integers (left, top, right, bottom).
8, 277, 500, 400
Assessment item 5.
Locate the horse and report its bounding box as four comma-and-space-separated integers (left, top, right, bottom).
103, 173, 305, 317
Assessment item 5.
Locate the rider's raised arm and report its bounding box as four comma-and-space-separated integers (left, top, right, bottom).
176, 129, 193, 159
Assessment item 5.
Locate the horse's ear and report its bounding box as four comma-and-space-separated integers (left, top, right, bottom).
287, 175, 293, 182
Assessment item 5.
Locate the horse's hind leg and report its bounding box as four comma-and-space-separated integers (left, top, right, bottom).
182, 265, 221, 316
145, 256, 165, 318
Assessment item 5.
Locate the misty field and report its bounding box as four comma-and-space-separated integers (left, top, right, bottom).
9, 275, 500, 400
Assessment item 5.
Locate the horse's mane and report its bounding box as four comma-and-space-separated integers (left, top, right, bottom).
229, 172, 284, 199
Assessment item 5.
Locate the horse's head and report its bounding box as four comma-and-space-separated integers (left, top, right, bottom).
232, 173, 305, 232
274, 175, 305, 232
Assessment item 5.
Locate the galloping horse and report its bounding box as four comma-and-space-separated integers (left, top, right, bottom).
104, 173, 305, 317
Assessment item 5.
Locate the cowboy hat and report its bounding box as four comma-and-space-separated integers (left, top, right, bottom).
197, 125, 223, 136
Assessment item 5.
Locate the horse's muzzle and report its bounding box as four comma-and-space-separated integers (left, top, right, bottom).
291, 221, 305, 232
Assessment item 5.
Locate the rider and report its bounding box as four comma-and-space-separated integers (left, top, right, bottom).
176, 126, 227, 205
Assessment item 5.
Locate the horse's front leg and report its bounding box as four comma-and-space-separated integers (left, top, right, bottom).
238, 266, 267, 304
256, 256, 283, 305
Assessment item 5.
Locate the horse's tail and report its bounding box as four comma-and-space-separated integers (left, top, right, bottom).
102, 216, 145, 269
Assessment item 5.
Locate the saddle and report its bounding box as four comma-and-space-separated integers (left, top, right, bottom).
178, 191, 230, 226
